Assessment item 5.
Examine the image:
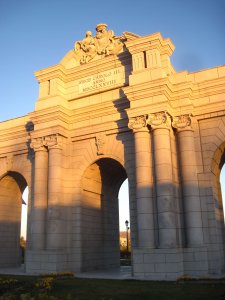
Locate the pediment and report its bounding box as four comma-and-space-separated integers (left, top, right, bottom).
60, 24, 140, 69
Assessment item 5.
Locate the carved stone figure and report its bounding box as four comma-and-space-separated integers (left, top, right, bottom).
95, 23, 115, 55
74, 24, 123, 65
75, 31, 96, 64
95, 133, 106, 155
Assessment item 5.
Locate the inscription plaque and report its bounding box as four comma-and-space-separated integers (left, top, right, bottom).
78, 68, 123, 94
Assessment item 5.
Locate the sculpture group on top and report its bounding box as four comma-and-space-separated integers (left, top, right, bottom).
74, 24, 124, 64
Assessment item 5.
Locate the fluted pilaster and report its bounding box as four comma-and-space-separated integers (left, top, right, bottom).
148, 112, 177, 248
30, 137, 48, 250
172, 115, 203, 246
44, 134, 65, 250
128, 115, 155, 248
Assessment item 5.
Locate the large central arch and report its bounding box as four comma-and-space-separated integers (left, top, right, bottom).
81, 158, 127, 271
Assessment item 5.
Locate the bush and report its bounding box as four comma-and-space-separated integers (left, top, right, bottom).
35, 278, 54, 292
0, 277, 19, 294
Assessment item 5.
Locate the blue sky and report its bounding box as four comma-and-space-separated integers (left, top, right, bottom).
1, 0, 224, 233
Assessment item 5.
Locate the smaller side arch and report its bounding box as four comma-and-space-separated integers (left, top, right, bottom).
209, 142, 225, 273
211, 141, 225, 216
0, 171, 28, 268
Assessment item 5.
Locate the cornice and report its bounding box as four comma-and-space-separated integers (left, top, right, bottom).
125, 32, 175, 56
0, 115, 30, 144
0, 115, 30, 130
0, 146, 29, 158
35, 51, 131, 83
29, 125, 69, 140
70, 120, 129, 142
69, 97, 129, 130
29, 105, 71, 125
124, 68, 225, 112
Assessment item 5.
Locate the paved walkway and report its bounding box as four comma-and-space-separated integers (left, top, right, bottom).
0, 265, 133, 280
0, 265, 26, 275
76, 266, 132, 280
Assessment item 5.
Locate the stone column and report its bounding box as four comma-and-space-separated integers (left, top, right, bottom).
128, 115, 155, 248
44, 134, 64, 250
30, 138, 48, 250
172, 115, 203, 246
148, 112, 177, 248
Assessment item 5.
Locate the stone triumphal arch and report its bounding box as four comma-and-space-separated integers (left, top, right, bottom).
0, 24, 225, 280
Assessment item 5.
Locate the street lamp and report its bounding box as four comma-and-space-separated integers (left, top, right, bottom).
125, 220, 129, 257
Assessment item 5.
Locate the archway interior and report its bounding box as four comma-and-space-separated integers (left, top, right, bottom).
0, 171, 27, 268
21, 186, 29, 239
119, 179, 130, 232
81, 158, 127, 271
220, 164, 225, 220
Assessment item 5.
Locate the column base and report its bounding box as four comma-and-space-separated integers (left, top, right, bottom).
132, 246, 222, 280
25, 250, 78, 274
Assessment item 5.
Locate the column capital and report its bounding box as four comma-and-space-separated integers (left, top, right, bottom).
44, 134, 63, 150
128, 115, 148, 133
30, 137, 47, 152
172, 114, 193, 132
147, 111, 171, 130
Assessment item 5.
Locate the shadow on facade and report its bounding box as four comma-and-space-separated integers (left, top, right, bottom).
1, 146, 225, 277
0, 177, 225, 276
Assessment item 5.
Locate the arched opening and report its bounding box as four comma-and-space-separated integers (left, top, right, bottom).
81, 158, 129, 272
20, 186, 29, 264
0, 171, 27, 268
220, 164, 225, 220
210, 143, 225, 274
21, 186, 28, 239
215, 145, 225, 224
118, 179, 131, 265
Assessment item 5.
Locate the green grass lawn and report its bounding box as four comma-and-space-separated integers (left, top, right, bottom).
0, 274, 225, 300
